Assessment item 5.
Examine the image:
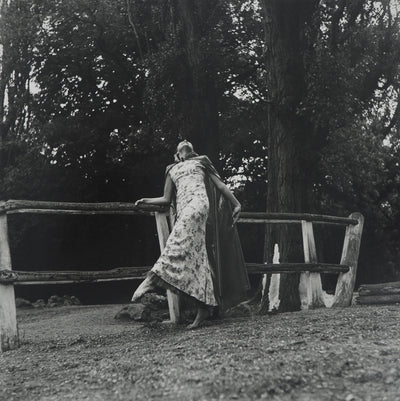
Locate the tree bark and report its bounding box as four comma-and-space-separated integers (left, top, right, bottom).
260, 0, 319, 312
175, 0, 220, 164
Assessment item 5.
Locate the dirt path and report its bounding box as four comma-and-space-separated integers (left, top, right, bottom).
1, 304, 400, 401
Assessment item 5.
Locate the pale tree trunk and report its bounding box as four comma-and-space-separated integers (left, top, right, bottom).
260, 0, 319, 312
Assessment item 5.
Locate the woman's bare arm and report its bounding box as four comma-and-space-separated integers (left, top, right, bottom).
135, 174, 174, 206
209, 174, 241, 224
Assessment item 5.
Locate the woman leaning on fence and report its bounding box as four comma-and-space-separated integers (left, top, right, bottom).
131, 140, 250, 329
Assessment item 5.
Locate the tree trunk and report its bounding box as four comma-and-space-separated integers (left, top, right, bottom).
176, 0, 220, 164
260, 0, 319, 312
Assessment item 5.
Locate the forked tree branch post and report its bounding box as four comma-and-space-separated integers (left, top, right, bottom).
333, 212, 364, 307
299, 221, 326, 309
0, 212, 18, 352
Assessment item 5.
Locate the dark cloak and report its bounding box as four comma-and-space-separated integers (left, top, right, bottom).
164, 152, 250, 312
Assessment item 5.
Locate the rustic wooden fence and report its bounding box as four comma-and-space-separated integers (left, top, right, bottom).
0, 200, 363, 351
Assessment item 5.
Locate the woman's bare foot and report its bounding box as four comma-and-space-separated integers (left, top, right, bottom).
160, 319, 175, 325
186, 307, 210, 330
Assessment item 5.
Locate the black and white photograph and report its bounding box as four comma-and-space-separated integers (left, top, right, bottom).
1, 0, 400, 400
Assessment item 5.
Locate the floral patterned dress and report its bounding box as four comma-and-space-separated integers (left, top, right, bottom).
149, 159, 218, 306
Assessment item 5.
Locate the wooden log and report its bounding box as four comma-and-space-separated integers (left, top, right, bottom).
238, 218, 356, 226
359, 281, 400, 290
0, 262, 348, 285
14, 277, 146, 285
0, 214, 19, 352
238, 212, 359, 226
357, 294, 400, 305
0, 266, 151, 284
155, 211, 181, 323
0, 201, 359, 226
239, 218, 305, 224
358, 281, 400, 296
7, 209, 159, 216
245, 263, 349, 274
332, 212, 364, 307
1, 199, 169, 215
299, 221, 326, 309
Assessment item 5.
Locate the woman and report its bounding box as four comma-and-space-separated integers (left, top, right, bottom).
132, 140, 250, 329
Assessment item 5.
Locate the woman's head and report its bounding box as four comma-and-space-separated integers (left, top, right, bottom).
175, 140, 194, 161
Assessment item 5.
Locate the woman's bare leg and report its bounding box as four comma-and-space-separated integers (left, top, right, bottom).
131, 275, 156, 302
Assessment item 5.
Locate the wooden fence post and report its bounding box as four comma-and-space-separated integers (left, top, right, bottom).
300, 221, 326, 309
333, 212, 364, 307
0, 213, 19, 351
268, 243, 281, 311
154, 211, 181, 323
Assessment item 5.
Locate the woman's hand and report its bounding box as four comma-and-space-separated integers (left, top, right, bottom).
232, 203, 241, 226
208, 173, 242, 226
134, 198, 147, 206
134, 173, 174, 207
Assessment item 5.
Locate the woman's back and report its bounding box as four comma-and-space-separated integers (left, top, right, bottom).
169, 159, 208, 218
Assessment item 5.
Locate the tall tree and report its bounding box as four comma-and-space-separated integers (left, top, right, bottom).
174, 1, 222, 162
258, 0, 400, 311
259, 0, 320, 312
127, 0, 227, 163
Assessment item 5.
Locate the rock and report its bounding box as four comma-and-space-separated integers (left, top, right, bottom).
47, 294, 82, 307
47, 295, 66, 307
140, 293, 168, 310
62, 297, 74, 306
224, 302, 255, 318
114, 304, 152, 321
68, 295, 81, 305
15, 297, 33, 308
62, 295, 81, 306
33, 299, 46, 308
114, 293, 169, 322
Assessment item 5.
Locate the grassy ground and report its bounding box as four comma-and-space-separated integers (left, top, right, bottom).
1, 304, 400, 401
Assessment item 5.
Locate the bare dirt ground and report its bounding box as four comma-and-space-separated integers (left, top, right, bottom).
1, 304, 400, 401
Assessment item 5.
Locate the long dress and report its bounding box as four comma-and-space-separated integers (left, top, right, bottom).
145, 158, 218, 306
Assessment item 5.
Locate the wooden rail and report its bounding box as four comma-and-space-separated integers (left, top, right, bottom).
0, 266, 151, 285
1, 200, 358, 225
0, 263, 349, 285
0, 199, 364, 352
245, 263, 349, 274
238, 212, 359, 226
0, 199, 168, 215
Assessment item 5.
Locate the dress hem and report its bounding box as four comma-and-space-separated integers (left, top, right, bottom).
147, 271, 218, 307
